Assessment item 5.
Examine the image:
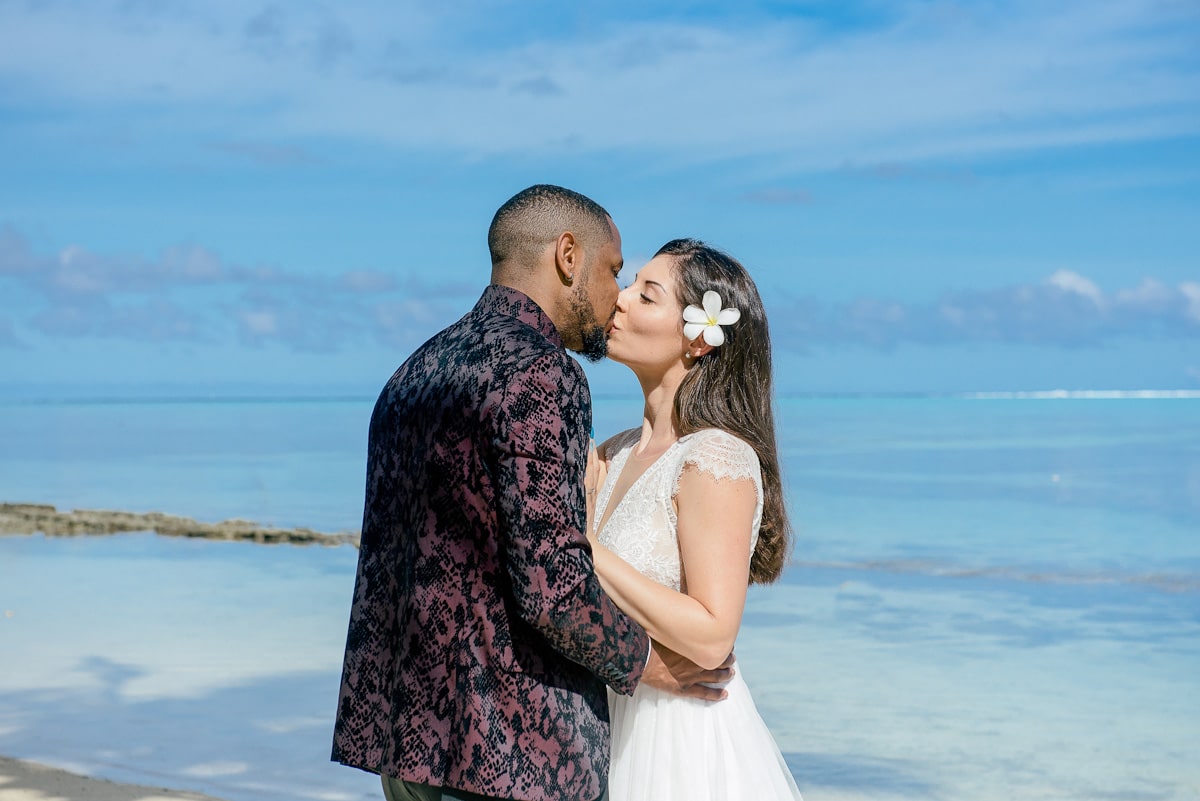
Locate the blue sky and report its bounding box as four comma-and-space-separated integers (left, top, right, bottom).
1, 0, 1197, 396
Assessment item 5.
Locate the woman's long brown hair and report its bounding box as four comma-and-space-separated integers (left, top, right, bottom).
659, 238, 792, 584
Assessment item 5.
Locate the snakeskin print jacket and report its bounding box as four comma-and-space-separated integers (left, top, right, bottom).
332, 284, 649, 801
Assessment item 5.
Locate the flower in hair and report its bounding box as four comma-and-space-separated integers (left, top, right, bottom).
683, 290, 741, 347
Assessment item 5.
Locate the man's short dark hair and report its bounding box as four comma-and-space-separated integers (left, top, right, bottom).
488, 185, 612, 268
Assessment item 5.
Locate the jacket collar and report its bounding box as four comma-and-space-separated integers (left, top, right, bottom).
477, 284, 564, 349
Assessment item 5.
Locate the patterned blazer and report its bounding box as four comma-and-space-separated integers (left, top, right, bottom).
332, 285, 649, 801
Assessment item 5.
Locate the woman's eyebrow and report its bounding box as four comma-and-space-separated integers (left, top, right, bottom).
644, 279, 666, 293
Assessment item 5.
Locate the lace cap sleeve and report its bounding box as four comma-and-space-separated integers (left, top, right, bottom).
674, 429, 763, 500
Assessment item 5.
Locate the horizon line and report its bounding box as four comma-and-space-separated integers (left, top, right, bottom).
1, 388, 1199, 406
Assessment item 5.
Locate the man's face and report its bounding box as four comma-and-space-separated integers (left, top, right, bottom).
568, 217, 624, 361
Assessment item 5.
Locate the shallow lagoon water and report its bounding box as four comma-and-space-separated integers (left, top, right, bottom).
1, 395, 1197, 800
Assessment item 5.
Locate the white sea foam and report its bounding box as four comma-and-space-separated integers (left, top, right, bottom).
790, 559, 1200, 593
181, 762, 249, 778
962, 389, 1200, 399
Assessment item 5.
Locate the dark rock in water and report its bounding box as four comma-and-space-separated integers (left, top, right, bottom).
0, 502, 360, 547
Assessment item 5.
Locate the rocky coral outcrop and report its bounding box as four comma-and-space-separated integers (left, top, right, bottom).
0, 502, 360, 547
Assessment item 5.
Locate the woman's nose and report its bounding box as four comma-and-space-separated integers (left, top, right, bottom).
615, 285, 633, 310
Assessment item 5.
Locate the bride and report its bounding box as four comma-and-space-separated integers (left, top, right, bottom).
587, 238, 803, 800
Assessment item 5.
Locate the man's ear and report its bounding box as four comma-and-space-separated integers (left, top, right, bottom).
554, 231, 579, 285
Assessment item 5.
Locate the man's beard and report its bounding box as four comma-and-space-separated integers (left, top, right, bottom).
568, 284, 609, 363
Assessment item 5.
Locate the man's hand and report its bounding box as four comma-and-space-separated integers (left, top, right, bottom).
641, 641, 734, 701
584, 445, 607, 543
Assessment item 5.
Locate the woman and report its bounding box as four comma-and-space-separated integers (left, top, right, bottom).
587, 238, 803, 800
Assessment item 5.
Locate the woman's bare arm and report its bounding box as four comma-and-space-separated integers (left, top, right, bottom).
589, 466, 755, 670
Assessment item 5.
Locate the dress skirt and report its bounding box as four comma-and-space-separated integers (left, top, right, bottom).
606, 661, 804, 801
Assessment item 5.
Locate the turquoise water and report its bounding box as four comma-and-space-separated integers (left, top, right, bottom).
1, 395, 1198, 800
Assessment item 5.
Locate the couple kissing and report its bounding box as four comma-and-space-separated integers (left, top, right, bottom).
332, 184, 801, 801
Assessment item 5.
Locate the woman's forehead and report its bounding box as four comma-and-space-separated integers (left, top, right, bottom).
636, 254, 675, 283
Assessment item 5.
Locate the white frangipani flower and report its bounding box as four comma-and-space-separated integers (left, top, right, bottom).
682, 290, 741, 347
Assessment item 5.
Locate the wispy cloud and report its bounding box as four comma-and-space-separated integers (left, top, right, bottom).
0, 1, 1195, 166
0, 226, 474, 352
743, 188, 813, 205
0, 316, 22, 348
838, 162, 978, 186
31, 297, 205, 342
782, 271, 1200, 349
209, 141, 321, 166
2, 226, 1196, 355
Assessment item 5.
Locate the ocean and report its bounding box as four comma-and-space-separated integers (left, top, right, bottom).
1, 392, 1197, 800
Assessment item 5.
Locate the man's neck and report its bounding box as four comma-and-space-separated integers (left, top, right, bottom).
491, 270, 567, 341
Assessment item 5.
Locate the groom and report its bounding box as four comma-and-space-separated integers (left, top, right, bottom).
332, 185, 730, 801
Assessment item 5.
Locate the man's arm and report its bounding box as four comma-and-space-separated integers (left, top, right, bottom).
492, 352, 649, 695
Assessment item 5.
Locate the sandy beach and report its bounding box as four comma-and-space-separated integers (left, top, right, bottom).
0, 756, 226, 801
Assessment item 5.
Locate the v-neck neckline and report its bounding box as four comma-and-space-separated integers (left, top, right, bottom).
594, 434, 685, 538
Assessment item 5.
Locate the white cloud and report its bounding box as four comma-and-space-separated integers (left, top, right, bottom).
1115, 278, 1173, 309
239, 310, 278, 336
340, 270, 396, 292
0, 226, 472, 350
784, 270, 1200, 349
1047, 270, 1103, 307
3, 225, 1196, 354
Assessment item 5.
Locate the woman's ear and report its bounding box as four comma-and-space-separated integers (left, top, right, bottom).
685, 335, 715, 361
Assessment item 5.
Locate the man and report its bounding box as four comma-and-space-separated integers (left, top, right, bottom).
332, 185, 729, 801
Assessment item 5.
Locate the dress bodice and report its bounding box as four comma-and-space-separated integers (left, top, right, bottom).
593, 428, 764, 592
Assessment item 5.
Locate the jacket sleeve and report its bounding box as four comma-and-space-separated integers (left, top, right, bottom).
491, 351, 648, 694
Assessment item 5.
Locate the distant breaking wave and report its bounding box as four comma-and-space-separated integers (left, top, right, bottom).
3, 389, 1197, 405
769, 389, 1200, 400
961, 389, 1200, 399
792, 559, 1200, 594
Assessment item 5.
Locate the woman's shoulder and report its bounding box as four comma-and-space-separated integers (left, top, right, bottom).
676, 428, 761, 481
680, 427, 757, 454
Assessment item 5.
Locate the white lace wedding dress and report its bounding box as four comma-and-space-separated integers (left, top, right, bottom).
594, 427, 803, 801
